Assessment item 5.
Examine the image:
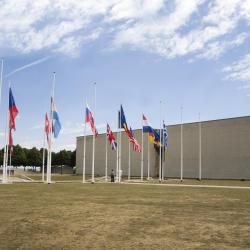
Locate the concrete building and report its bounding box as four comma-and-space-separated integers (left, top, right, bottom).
76, 116, 250, 180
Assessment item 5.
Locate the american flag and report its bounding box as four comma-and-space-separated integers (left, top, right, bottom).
129, 128, 141, 153
107, 124, 117, 151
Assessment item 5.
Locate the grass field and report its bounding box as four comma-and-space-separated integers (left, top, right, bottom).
0, 183, 250, 249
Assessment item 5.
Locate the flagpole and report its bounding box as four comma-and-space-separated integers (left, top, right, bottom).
105, 124, 108, 182
119, 110, 122, 182
159, 101, 162, 182
116, 110, 119, 182
147, 134, 150, 180
9, 148, 12, 177
42, 130, 46, 182
47, 72, 55, 184
180, 106, 183, 182
141, 114, 144, 181
199, 113, 202, 181
83, 101, 87, 183
91, 83, 96, 184
128, 138, 131, 181
0, 58, 3, 113
3, 83, 10, 183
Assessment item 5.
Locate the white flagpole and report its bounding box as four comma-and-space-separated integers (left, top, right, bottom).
119, 111, 122, 182
159, 101, 162, 182
147, 134, 150, 180
0, 58, 3, 113
83, 102, 87, 183
47, 72, 55, 184
116, 110, 119, 182
2, 126, 8, 183
42, 130, 46, 182
105, 125, 108, 182
141, 114, 144, 181
128, 138, 131, 181
9, 149, 12, 177
91, 83, 96, 184
180, 106, 183, 182
3, 83, 10, 183
199, 113, 202, 181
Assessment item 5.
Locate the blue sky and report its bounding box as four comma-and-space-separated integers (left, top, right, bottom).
0, 0, 250, 151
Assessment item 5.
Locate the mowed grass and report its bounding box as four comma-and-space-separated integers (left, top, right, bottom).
0, 183, 250, 249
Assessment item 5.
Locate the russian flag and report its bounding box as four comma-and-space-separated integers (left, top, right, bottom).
142, 114, 153, 133
9, 88, 19, 130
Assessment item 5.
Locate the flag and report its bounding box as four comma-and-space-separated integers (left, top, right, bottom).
45, 113, 50, 144
142, 114, 160, 145
129, 127, 141, 153
86, 104, 98, 137
120, 105, 130, 136
162, 121, 168, 148
9, 128, 13, 152
142, 114, 153, 133
51, 97, 61, 138
107, 124, 117, 151
9, 88, 19, 130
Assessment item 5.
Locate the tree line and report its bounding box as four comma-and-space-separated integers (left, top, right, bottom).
0, 145, 76, 167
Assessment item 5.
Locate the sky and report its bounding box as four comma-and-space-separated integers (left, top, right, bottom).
0, 0, 250, 152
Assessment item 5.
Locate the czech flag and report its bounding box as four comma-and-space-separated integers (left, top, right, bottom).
86, 104, 98, 137
9, 88, 19, 130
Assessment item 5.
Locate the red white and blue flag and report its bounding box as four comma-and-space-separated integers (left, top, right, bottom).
9, 88, 19, 130
129, 127, 141, 153
86, 104, 98, 137
107, 124, 117, 151
45, 113, 50, 144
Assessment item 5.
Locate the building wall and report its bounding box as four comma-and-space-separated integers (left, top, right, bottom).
76, 130, 159, 177
76, 116, 250, 179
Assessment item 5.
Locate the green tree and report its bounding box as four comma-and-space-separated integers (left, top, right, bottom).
12, 145, 27, 166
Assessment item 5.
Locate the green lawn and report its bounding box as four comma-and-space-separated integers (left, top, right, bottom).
0, 183, 249, 249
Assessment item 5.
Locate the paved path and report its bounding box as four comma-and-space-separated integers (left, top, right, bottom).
121, 182, 250, 190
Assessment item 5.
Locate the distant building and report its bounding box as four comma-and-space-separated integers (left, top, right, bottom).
76, 116, 250, 180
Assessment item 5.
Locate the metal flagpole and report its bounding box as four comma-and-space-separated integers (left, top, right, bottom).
0, 58, 3, 114
141, 114, 144, 181
118, 111, 122, 182
91, 83, 96, 184
147, 134, 150, 180
180, 106, 183, 182
2, 123, 7, 183
47, 72, 55, 184
105, 125, 108, 182
42, 131, 46, 182
128, 138, 131, 181
9, 148, 12, 177
159, 101, 162, 182
83, 114, 87, 183
3, 83, 10, 183
199, 113, 202, 181
116, 110, 119, 182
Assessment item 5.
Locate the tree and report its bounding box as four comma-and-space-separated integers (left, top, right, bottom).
26, 147, 42, 166
12, 145, 26, 166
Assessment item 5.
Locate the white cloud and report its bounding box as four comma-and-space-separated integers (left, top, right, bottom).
223, 53, 250, 82
0, 0, 249, 59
